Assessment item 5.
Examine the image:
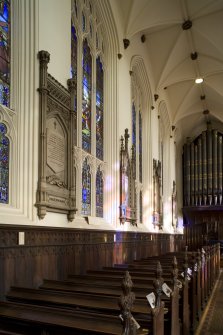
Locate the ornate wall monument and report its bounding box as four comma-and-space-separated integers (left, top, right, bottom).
153, 158, 163, 229
36, 51, 77, 221
120, 129, 137, 225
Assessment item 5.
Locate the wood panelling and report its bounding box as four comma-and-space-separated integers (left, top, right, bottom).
0, 225, 185, 298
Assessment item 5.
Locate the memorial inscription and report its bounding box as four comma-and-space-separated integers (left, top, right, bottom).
47, 129, 65, 174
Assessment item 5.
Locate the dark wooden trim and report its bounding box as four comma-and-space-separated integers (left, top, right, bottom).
0, 225, 185, 298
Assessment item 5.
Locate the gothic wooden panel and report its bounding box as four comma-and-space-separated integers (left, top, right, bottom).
0, 225, 185, 298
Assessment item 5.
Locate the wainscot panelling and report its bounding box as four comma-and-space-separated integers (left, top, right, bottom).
0, 225, 185, 298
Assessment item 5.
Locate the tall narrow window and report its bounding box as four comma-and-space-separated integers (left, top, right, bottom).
82, 39, 92, 153
0, 122, 9, 203
139, 111, 142, 183
132, 103, 136, 148
96, 57, 103, 160
0, 0, 10, 107
132, 103, 136, 178
82, 158, 91, 215
71, 24, 77, 79
96, 167, 103, 217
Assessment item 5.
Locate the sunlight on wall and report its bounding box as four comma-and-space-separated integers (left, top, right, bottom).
163, 199, 173, 233
177, 217, 184, 233
105, 174, 113, 192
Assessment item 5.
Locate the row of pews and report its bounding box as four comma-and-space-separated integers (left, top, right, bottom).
0, 243, 220, 335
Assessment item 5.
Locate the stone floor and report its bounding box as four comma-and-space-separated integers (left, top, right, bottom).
196, 270, 223, 335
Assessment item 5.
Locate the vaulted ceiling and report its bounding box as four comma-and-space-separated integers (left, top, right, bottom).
113, 0, 223, 143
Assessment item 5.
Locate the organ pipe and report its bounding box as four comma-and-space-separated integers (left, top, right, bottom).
186, 140, 191, 206
194, 144, 198, 206
202, 131, 207, 205
183, 124, 223, 208
198, 137, 202, 206
190, 142, 195, 205
218, 135, 222, 205
213, 129, 218, 205
183, 144, 187, 206
207, 123, 212, 205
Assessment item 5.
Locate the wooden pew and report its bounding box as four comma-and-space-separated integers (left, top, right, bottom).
6, 267, 166, 335
2, 270, 162, 335
42, 259, 180, 335
0, 300, 134, 335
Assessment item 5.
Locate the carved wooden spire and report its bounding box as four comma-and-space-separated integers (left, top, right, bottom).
172, 256, 179, 288
124, 128, 129, 152
119, 271, 137, 335
153, 261, 164, 308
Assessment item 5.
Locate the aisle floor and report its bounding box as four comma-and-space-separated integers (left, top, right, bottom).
196, 270, 223, 335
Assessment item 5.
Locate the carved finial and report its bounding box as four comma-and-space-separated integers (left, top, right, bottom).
121, 135, 124, 151
197, 249, 201, 270
119, 271, 137, 335
131, 145, 135, 161
201, 247, 206, 267
124, 129, 129, 151
153, 261, 164, 307
67, 78, 76, 92
192, 252, 196, 272
172, 256, 179, 288
183, 246, 189, 282
38, 50, 50, 64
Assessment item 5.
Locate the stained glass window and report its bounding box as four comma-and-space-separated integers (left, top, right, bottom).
96, 167, 103, 217
132, 103, 136, 148
71, 23, 77, 79
0, 122, 9, 203
0, 0, 10, 107
132, 103, 136, 176
96, 57, 103, 160
82, 158, 91, 215
139, 111, 142, 183
82, 39, 92, 153
139, 190, 143, 223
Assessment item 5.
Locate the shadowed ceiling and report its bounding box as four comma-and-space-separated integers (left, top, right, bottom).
113, 0, 223, 143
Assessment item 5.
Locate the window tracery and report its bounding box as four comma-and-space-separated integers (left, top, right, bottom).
0, 0, 10, 107
71, 0, 105, 218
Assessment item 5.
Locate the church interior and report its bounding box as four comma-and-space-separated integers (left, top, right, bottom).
0, 0, 223, 334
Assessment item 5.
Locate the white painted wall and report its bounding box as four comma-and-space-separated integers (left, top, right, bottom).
0, 0, 180, 234
38, 0, 71, 87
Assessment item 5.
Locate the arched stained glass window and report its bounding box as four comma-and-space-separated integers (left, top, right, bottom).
96, 167, 103, 217
132, 103, 136, 148
0, 0, 10, 107
71, 24, 77, 79
82, 39, 92, 153
96, 57, 103, 160
132, 103, 136, 178
0, 122, 9, 203
139, 111, 142, 183
82, 158, 91, 215
71, 0, 105, 218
